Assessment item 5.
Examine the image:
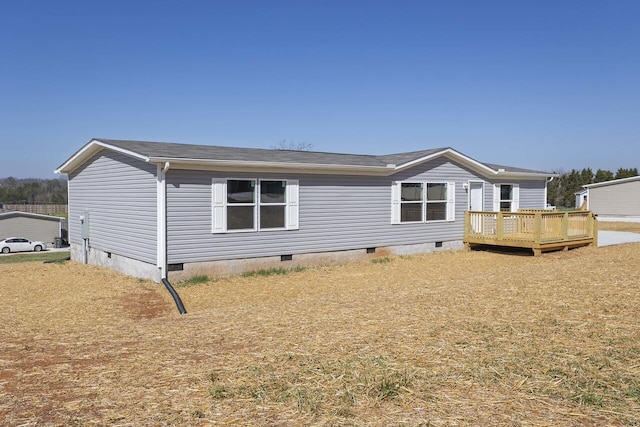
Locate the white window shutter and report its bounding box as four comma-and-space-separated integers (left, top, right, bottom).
286, 180, 299, 230
493, 184, 500, 211
512, 184, 520, 212
212, 178, 226, 233
447, 182, 456, 221
391, 182, 401, 224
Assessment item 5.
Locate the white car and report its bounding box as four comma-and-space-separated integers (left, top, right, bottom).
0, 237, 47, 254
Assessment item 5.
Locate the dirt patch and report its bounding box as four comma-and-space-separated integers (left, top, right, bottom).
1, 244, 640, 425
119, 288, 172, 320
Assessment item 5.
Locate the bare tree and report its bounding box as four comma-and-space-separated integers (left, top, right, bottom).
271, 139, 314, 151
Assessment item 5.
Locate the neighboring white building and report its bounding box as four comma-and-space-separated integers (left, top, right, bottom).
582, 176, 640, 219
575, 189, 588, 209
0, 211, 64, 245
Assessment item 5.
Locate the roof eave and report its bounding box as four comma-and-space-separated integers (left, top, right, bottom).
55, 139, 555, 179
394, 148, 521, 177
148, 157, 394, 175
495, 171, 557, 179
583, 175, 640, 189
55, 139, 150, 174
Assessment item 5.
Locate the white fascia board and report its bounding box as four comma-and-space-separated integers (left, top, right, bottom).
147, 155, 553, 178
55, 142, 101, 174
55, 139, 149, 174
147, 157, 393, 175
583, 175, 640, 189
494, 171, 558, 180
393, 148, 498, 176
394, 148, 554, 179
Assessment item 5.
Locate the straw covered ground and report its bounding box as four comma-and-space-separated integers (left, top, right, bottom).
598, 221, 640, 233
1, 226, 640, 426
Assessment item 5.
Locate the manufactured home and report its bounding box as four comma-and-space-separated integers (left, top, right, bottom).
0, 211, 64, 246
581, 176, 640, 219
56, 139, 554, 282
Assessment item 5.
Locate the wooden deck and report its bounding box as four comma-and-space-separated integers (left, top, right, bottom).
464, 210, 598, 256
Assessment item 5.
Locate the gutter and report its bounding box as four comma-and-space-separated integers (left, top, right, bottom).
148, 156, 393, 175
495, 171, 559, 179
147, 157, 554, 180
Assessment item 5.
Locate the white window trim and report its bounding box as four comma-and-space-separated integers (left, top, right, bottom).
425, 181, 451, 222
391, 181, 455, 224
493, 183, 520, 212
258, 179, 288, 231
212, 178, 299, 233
401, 181, 424, 224
224, 178, 258, 233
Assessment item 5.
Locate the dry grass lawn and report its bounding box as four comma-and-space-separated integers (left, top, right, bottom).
1, 229, 640, 425
598, 221, 640, 233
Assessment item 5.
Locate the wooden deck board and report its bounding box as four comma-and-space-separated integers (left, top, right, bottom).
464, 210, 597, 256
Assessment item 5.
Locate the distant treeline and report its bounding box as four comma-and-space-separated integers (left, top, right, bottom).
0, 177, 67, 204
547, 167, 638, 208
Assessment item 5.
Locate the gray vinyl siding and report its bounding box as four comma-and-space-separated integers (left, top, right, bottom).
489, 179, 547, 210
589, 180, 640, 216
0, 216, 61, 244
166, 157, 548, 263
67, 151, 157, 264
518, 181, 547, 208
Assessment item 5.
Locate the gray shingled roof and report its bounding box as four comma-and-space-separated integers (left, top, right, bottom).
99, 139, 394, 168
484, 163, 550, 175
376, 148, 450, 165
57, 138, 553, 176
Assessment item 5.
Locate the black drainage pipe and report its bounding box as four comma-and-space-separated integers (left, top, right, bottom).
43, 256, 71, 264
162, 278, 187, 315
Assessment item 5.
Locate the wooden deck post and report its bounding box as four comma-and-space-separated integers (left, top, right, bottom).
562, 212, 569, 242
534, 212, 542, 246
497, 212, 504, 241
464, 211, 471, 237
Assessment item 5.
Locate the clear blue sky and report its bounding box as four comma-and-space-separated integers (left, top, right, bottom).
1, 0, 639, 178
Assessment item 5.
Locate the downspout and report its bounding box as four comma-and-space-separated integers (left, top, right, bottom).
157, 162, 187, 314
545, 176, 554, 208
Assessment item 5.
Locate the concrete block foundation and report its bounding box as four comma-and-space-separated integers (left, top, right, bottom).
70, 240, 464, 283
70, 243, 161, 282
167, 240, 464, 282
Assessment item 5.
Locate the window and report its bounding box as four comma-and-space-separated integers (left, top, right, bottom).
212, 178, 299, 233
400, 183, 423, 222
227, 179, 255, 230
260, 180, 287, 229
500, 184, 513, 212
426, 183, 447, 221
392, 181, 455, 224
493, 184, 519, 212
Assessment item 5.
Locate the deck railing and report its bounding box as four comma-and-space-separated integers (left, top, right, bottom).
464, 210, 597, 254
